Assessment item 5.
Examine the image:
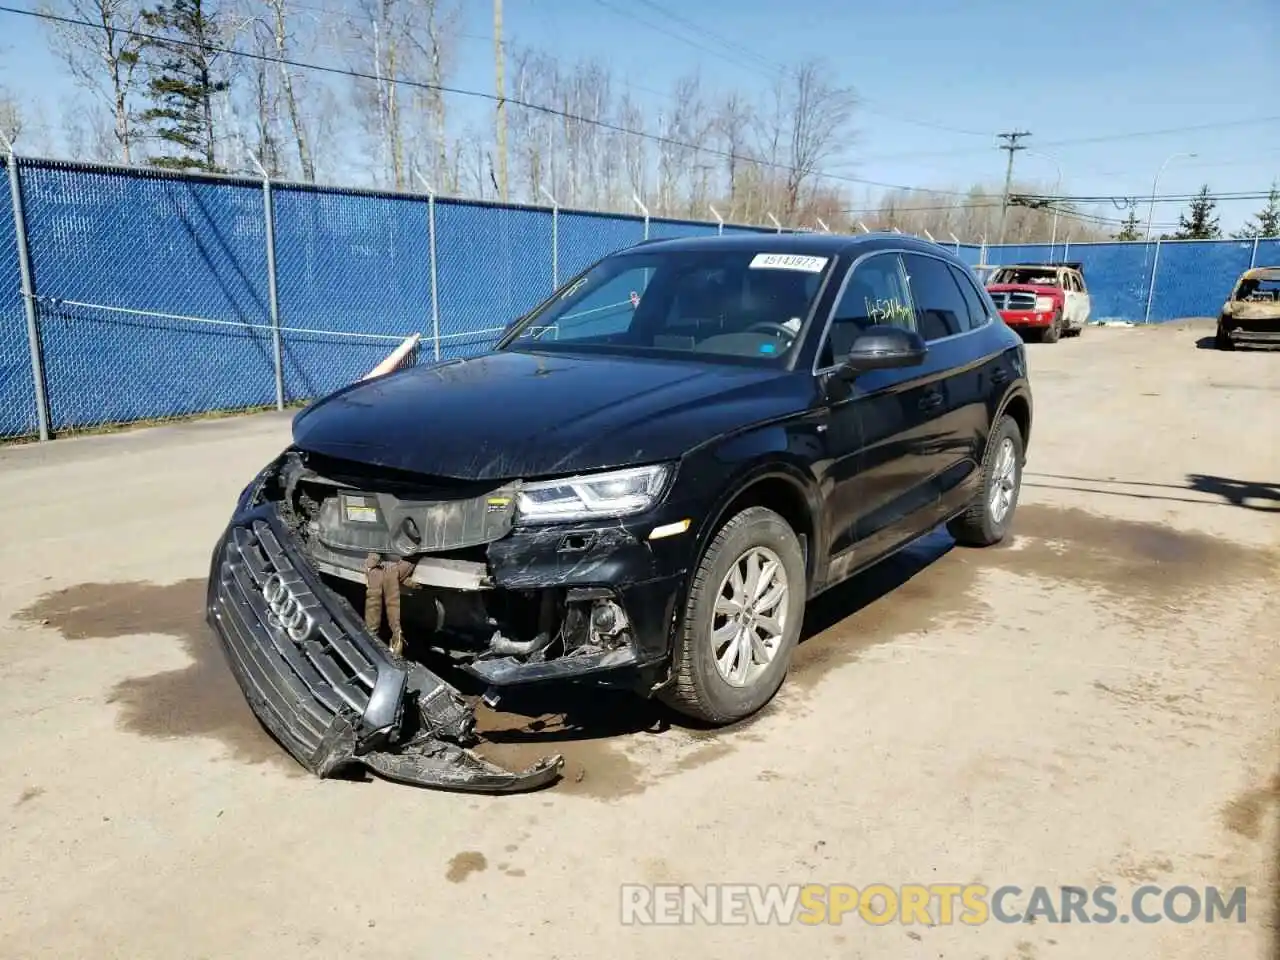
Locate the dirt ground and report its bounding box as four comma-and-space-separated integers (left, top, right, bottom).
0, 319, 1276, 959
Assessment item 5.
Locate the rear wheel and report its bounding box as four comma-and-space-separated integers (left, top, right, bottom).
948, 415, 1024, 547
662, 506, 806, 724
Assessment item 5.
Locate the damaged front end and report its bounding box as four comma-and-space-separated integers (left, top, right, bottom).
206, 449, 686, 792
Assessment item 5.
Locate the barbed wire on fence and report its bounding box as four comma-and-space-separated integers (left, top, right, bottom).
1, 155, 1277, 442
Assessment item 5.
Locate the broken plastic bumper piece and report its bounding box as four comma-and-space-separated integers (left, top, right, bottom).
205, 511, 563, 793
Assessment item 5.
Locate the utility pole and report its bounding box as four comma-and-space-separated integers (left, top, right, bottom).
996, 130, 1030, 247
493, 0, 508, 203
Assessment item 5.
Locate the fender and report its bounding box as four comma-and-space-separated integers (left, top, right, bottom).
683, 439, 825, 594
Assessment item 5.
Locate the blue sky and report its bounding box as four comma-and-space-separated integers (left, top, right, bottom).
2, 0, 1277, 230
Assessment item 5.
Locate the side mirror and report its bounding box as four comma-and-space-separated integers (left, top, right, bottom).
839, 325, 927, 377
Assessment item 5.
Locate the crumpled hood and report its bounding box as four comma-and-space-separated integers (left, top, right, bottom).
291, 350, 810, 480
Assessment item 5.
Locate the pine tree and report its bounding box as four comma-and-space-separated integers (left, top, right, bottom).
1233, 183, 1280, 239
1114, 208, 1141, 241
1174, 185, 1221, 240
137, 0, 228, 171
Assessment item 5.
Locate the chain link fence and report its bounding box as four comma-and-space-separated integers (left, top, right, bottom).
273, 184, 433, 396
0, 154, 1276, 442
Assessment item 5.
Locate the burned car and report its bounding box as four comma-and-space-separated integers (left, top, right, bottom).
207, 234, 1032, 792
1216, 266, 1280, 349
985, 262, 1090, 343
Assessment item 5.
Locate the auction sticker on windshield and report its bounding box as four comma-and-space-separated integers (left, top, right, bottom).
750, 253, 829, 273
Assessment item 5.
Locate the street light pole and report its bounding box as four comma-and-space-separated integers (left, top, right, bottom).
1145, 152, 1198, 242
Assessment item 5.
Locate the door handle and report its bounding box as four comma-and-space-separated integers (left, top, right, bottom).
918, 390, 943, 411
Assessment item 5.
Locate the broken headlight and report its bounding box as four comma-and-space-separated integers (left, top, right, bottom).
516, 463, 673, 523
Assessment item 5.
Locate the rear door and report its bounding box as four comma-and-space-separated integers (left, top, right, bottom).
1073, 270, 1092, 326
899, 252, 979, 509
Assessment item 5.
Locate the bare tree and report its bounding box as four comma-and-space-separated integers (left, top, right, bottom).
617, 92, 647, 204
713, 91, 752, 218
656, 72, 711, 217
769, 61, 857, 219
40, 0, 146, 162
0, 88, 22, 146
345, 0, 452, 190
256, 0, 314, 179
863, 181, 1111, 243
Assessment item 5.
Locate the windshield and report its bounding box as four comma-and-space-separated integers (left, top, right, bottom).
1235, 277, 1280, 302
502, 248, 835, 364
991, 267, 1061, 286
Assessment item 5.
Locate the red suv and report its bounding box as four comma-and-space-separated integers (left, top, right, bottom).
984, 262, 1091, 343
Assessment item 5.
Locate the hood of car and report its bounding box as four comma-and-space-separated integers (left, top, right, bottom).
291, 350, 811, 480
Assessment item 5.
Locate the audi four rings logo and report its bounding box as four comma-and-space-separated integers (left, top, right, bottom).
263, 573, 315, 642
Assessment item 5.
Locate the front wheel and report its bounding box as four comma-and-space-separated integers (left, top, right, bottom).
948, 415, 1024, 547
1042, 310, 1062, 344
662, 506, 806, 724
1215, 325, 1234, 350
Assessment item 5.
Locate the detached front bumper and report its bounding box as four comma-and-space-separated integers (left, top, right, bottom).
206, 507, 564, 792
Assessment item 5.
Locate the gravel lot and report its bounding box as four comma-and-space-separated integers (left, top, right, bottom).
1, 319, 1276, 960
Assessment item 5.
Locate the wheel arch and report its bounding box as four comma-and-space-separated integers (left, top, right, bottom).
997, 387, 1032, 453
692, 461, 822, 594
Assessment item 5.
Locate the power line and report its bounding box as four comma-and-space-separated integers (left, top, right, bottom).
589, 0, 766, 74
591, 0, 992, 138
1018, 190, 1273, 205
850, 115, 1280, 166
631, 0, 783, 75
0, 3, 977, 197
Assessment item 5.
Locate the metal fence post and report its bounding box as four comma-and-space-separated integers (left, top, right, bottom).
633, 194, 650, 240
2, 137, 51, 441
1064, 240, 1071, 261
249, 152, 285, 410
540, 185, 559, 289
817, 218, 831, 234
1144, 239, 1162, 324
768, 212, 782, 234
413, 172, 442, 360
949, 232, 960, 255
1250, 235, 1259, 269
709, 205, 724, 235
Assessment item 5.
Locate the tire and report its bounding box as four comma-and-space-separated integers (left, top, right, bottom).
662, 506, 806, 724
1215, 325, 1234, 350
947, 415, 1024, 547
1042, 310, 1062, 344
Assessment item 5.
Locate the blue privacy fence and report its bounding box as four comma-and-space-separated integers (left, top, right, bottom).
1, 156, 1277, 440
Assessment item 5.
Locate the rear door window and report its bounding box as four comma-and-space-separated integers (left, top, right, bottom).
902, 253, 967, 341
948, 264, 991, 330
